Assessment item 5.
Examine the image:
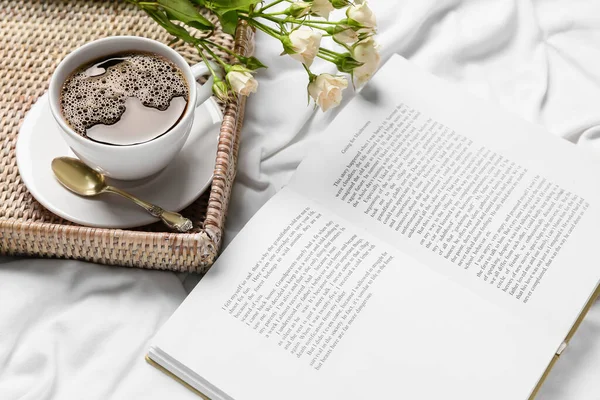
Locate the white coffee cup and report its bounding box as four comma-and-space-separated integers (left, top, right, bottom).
49, 36, 217, 181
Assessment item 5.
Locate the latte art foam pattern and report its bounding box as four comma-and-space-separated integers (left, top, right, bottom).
60, 52, 188, 137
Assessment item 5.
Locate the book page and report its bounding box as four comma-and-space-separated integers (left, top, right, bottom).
151, 187, 558, 400
289, 55, 600, 339
150, 56, 600, 400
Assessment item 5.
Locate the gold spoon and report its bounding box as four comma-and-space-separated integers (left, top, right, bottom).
51, 157, 193, 232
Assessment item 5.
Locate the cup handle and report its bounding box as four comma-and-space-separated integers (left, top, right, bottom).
190, 61, 222, 107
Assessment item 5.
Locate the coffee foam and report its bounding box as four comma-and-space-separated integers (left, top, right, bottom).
60, 52, 188, 138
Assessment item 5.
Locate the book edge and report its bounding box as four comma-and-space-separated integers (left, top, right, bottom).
146, 346, 233, 400
145, 354, 211, 400
528, 280, 600, 399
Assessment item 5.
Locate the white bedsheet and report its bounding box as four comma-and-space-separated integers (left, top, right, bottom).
2, 0, 600, 398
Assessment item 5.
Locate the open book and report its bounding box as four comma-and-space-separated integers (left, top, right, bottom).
147, 55, 600, 400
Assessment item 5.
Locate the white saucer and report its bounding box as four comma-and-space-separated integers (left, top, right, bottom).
16, 94, 222, 229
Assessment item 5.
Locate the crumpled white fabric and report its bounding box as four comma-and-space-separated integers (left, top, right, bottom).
1, 0, 600, 399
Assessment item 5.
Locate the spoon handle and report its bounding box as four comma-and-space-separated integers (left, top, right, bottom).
104, 186, 193, 232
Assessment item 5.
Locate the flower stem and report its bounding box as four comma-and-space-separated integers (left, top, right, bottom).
301, 22, 337, 31
255, 13, 341, 28
289, 18, 341, 25
258, 0, 287, 14
303, 63, 316, 80
333, 38, 353, 52
197, 48, 219, 80
241, 16, 282, 39
317, 52, 336, 63
201, 39, 239, 60
198, 42, 228, 70
261, 11, 289, 16
318, 47, 344, 58
251, 14, 287, 29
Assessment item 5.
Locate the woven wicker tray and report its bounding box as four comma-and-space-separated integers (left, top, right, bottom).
0, 0, 254, 273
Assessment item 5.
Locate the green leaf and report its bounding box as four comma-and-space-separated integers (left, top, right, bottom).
143, 8, 199, 44
243, 56, 268, 70
206, 0, 256, 13
157, 0, 213, 30
218, 10, 238, 35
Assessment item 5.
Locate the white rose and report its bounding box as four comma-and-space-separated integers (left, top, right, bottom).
352, 37, 381, 86
333, 26, 359, 43
311, 0, 335, 19
227, 71, 258, 96
346, 1, 377, 32
288, 1, 311, 17
308, 74, 348, 111
288, 28, 322, 67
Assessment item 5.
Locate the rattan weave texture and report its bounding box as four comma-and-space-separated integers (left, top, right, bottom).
0, 0, 253, 272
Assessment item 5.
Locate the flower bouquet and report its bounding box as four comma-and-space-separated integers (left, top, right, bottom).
127, 0, 380, 111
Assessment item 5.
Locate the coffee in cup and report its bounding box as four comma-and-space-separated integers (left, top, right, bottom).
60, 51, 189, 146
49, 36, 218, 181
